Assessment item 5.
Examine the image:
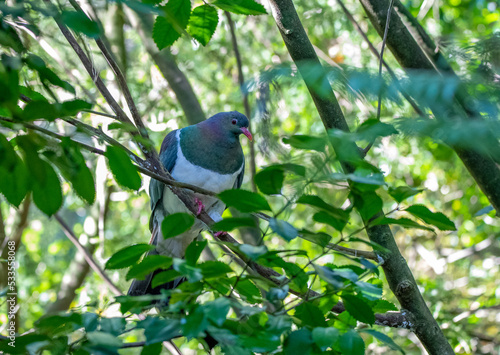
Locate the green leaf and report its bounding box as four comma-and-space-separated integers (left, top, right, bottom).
271, 163, 307, 176
312, 327, 340, 352
0, 134, 28, 206
100, 317, 126, 336
269, 218, 298, 241
173, 258, 202, 282
204, 298, 231, 326
212, 217, 257, 231
294, 302, 328, 327
126, 255, 172, 281
61, 11, 100, 38
313, 211, 347, 232
372, 217, 434, 231
151, 269, 181, 289
139, 318, 181, 345
283, 329, 313, 355
25, 54, 75, 94
342, 294, 375, 324
161, 212, 195, 239
355, 119, 398, 141
105, 244, 155, 270
299, 230, 331, 248
234, 278, 261, 303
32, 159, 62, 216
388, 186, 423, 203
405, 205, 456, 231
54, 139, 95, 204
199, 260, 233, 278
239, 244, 268, 260
105, 145, 141, 190
187, 4, 218, 46
372, 299, 398, 313
60, 99, 92, 116
22, 100, 58, 121
255, 166, 284, 195
282, 134, 326, 152
339, 330, 365, 355
153, 0, 191, 50
185, 240, 206, 265
212, 0, 267, 15
360, 329, 405, 353
355, 281, 383, 301
352, 191, 383, 221
219, 189, 271, 212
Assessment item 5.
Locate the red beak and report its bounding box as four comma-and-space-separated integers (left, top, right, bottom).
240, 127, 253, 141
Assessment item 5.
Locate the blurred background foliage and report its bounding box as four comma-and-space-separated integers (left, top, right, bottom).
0, 0, 499, 354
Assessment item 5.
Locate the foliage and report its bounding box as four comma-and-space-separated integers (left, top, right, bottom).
0, 0, 499, 354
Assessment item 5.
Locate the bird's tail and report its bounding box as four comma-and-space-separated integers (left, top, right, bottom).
127, 222, 185, 299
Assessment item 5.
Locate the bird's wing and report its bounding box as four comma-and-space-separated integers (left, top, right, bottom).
234, 159, 245, 189
148, 129, 178, 232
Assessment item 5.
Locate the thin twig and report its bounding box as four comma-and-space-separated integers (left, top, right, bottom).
54, 214, 123, 296
335, 0, 423, 117
376, 0, 395, 121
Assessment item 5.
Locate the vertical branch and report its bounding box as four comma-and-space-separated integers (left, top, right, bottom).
225, 12, 257, 192
267, 1, 454, 354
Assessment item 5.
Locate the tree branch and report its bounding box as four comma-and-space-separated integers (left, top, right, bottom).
54, 214, 123, 296
268, 0, 453, 353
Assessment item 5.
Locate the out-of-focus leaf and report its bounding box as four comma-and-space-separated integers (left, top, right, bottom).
312, 327, 340, 351
25, 54, 75, 93
405, 205, 456, 230
283, 329, 313, 355
294, 302, 327, 327
282, 134, 326, 152
187, 4, 218, 46
360, 329, 405, 353
199, 261, 233, 278
105, 244, 154, 270
339, 330, 365, 355
60, 99, 92, 116
299, 230, 332, 247
185, 240, 206, 265
355, 119, 398, 141
31, 159, 62, 216
388, 186, 423, 203
239, 244, 268, 260
22, 100, 58, 121
269, 218, 298, 241
0, 134, 28, 206
313, 211, 348, 232
212, 217, 257, 231
126, 255, 172, 281
105, 145, 141, 190
61, 11, 100, 38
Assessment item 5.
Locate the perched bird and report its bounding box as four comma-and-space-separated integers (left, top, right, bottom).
128, 111, 252, 297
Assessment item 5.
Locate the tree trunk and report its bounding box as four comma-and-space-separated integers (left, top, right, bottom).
268, 1, 455, 354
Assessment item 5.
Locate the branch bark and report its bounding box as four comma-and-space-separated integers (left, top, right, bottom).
268, 1, 454, 353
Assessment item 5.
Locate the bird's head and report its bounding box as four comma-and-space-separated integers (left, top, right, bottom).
207, 111, 253, 141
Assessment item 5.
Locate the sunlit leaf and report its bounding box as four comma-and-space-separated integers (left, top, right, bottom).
342, 294, 375, 324
219, 189, 272, 212
105, 244, 154, 270
212, 0, 267, 15
405, 205, 456, 231
126, 255, 172, 281
187, 4, 218, 46
105, 145, 141, 190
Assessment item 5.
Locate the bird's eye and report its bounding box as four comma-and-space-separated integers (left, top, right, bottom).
231, 119, 237, 125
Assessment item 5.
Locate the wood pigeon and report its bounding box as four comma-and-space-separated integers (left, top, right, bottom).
128, 111, 252, 297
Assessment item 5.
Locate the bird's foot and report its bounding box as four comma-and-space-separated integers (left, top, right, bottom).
195, 198, 205, 216
214, 231, 228, 238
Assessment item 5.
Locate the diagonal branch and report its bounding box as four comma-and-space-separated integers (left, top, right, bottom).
54, 214, 123, 296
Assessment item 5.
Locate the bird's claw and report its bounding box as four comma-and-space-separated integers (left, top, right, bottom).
195, 198, 205, 216
214, 231, 228, 238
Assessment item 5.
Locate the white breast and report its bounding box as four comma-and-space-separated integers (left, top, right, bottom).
170, 131, 243, 194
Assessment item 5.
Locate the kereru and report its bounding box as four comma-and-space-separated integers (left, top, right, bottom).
128, 111, 252, 297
